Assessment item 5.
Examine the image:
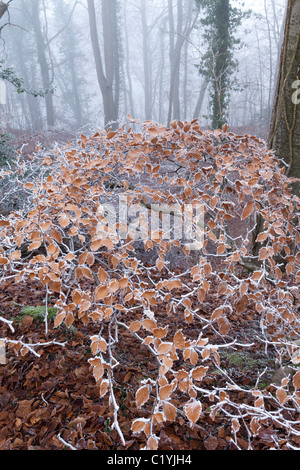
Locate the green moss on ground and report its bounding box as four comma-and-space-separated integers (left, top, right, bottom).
14, 305, 57, 325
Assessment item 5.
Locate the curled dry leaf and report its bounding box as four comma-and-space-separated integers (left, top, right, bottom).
232, 418, 240, 433
99, 379, 109, 398
184, 400, 202, 425
191, 366, 209, 382
157, 342, 173, 355
147, 435, 159, 451
136, 385, 150, 408
95, 285, 109, 301
132, 419, 148, 433
142, 318, 157, 332
276, 388, 288, 405
173, 330, 185, 350
241, 201, 254, 220
293, 371, 300, 390
163, 402, 177, 422
159, 384, 173, 401
129, 321, 141, 332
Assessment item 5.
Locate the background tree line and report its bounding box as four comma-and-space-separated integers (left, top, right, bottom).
0, 0, 287, 137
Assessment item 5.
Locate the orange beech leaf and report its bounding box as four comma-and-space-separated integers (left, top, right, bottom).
95, 285, 109, 301
79, 300, 91, 312
65, 312, 74, 327
54, 312, 66, 328
159, 384, 173, 401
241, 201, 254, 220
132, 419, 148, 433
207, 230, 217, 242
191, 366, 209, 382
72, 290, 82, 305
28, 209, 39, 219
119, 277, 128, 288
147, 436, 158, 451
9, 251, 21, 261
86, 252, 95, 266
90, 239, 104, 252
129, 321, 141, 332
197, 288, 206, 302
81, 267, 94, 281
173, 330, 185, 350
0, 220, 10, 227
157, 342, 173, 355
107, 131, 116, 140
251, 271, 263, 281
136, 386, 150, 408
250, 417, 261, 436
232, 418, 240, 433
258, 247, 268, 261
28, 241, 42, 251
98, 267, 108, 283
257, 231, 268, 243
98, 338, 107, 353
276, 388, 288, 405
217, 244, 226, 255
104, 308, 113, 320
211, 307, 224, 321
50, 229, 62, 244
293, 371, 300, 390
184, 400, 202, 424
142, 319, 157, 332
47, 243, 58, 255
58, 214, 70, 228
162, 355, 173, 371
163, 402, 177, 422
156, 259, 164, 271
153, 327, 168, 339
109, 279, 119, 293
218, 318, 230, 336
93, 364, 104, 382
99, 379, 109, 398
142, 290, 156, 299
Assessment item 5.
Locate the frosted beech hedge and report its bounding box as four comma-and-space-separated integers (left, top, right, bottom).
1, 118, 300, 449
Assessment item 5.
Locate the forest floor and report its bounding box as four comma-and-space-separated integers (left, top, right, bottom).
0, 265, 299, 451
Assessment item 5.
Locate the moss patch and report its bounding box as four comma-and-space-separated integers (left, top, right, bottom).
14, 305, 57, 325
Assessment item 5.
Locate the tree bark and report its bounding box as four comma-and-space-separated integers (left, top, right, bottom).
252, 0, 300, 257
193, 79, 209, 120
30, 0, 55, 127
268, 0, 300, 195
87, 0, 119, 130
167, 0, 198, 125
124, 1, 135, 118
141, 0, 153, 120
0, 2, 8, 19
167, 0, 182, 124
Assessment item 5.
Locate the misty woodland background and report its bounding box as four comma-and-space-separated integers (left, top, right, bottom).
0, 0, 287, 137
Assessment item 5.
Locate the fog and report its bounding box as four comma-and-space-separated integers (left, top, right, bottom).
0, 0, 287, 139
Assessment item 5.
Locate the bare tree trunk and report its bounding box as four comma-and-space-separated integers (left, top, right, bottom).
141, 0, 152, 120
30, 0, 55, 127
87, 0, 119, 130
193, 79, 208, 120
269, 0, 300, 195
0, 2, 8, 19
167, 0, 182, 124
167, 0, 197, 125
252, 0, 300, 257
124, 1, 135, 118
